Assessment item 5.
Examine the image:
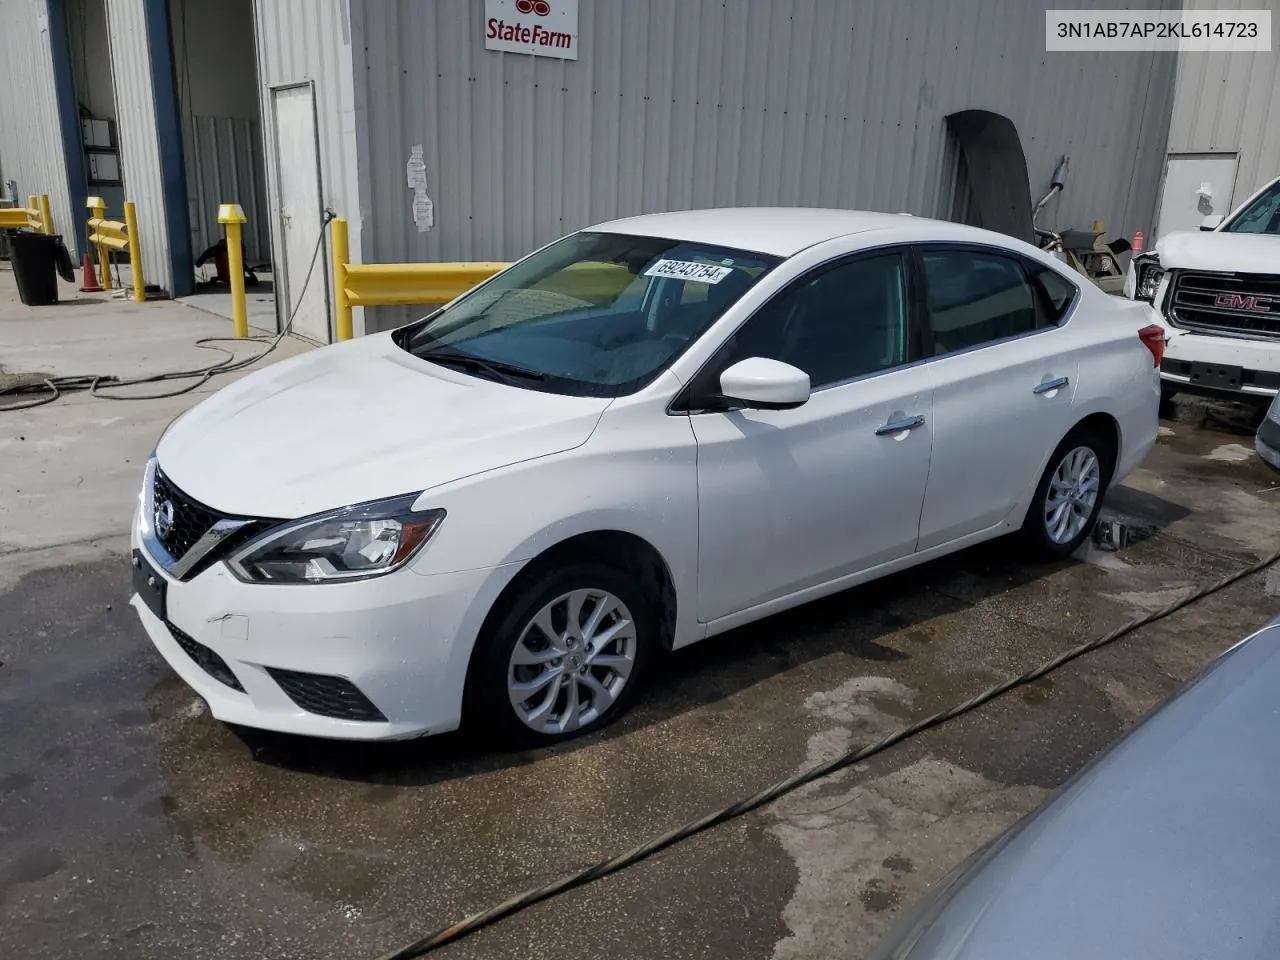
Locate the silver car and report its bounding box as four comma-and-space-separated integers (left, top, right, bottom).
1258, 393, 1280, 471
870, 615, 1280, 960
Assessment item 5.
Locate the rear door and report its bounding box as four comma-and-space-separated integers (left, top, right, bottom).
914, 246, 1082, 550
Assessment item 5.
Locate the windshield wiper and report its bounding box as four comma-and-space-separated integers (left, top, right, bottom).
419, 347, 545, 384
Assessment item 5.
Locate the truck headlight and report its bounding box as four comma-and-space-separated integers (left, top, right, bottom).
227, 494, 445, 583
1136, 261, 1165, 303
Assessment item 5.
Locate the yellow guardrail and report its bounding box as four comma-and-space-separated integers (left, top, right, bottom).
87, 199, 145, 302
0, 193, 51, 233
330, 216, 507, 342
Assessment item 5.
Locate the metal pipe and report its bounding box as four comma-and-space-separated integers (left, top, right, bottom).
218, 203, 250, 337
86, 197, 111, 289
332, 216, 352, 342
123, 201, 145, 303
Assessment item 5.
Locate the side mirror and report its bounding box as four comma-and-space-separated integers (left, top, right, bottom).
1200, 214, 1224, 232
719, 357, 810, 410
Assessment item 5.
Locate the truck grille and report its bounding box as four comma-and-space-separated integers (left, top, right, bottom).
1168, 272, 1280, 339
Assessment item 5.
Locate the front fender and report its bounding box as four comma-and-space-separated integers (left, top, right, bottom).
408, 393, 702, 645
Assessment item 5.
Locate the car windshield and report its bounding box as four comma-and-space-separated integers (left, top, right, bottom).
395, 231, 779, 397
1223, 180, 1280, 234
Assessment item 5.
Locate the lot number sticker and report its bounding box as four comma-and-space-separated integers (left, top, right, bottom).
644, 259, 735, 284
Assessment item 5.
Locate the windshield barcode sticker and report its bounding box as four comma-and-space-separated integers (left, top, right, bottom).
643, 259, 734, 284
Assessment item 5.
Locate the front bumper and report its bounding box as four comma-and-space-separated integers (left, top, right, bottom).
130, 524, 520, 740
1155, 316, 1280, 398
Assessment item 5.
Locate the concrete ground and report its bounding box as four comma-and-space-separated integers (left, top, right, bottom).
0, 269, 309, 554
2, 264, 1278, 960
178, 269, 279, 336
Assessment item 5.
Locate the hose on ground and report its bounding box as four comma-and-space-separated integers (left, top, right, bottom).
375, 545, 1280, 960
0, 211, 333, 412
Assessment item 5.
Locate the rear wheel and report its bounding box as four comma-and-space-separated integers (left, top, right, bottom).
1019, 427, 1114, 560
466, 562, 656, 746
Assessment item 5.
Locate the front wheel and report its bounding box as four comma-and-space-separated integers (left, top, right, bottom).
1018, 428, 1114, 560
466, 562, 656, 746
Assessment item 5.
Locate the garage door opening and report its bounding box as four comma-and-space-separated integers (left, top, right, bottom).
66, 0, 125, 271
169, 0, 275, 331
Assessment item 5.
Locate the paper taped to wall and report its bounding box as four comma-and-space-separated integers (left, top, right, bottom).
413, 190, 434, 233
406, 145, 427, 190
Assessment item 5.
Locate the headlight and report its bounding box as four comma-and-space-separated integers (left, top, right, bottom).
1136, 261, 1165, 302
227, 494, 445, 584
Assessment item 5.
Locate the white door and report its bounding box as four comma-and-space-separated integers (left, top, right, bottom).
689, 252, 934, 623
270, 83, 330, 343
1156, 153, 1239, 241
915, 248, 1080, 550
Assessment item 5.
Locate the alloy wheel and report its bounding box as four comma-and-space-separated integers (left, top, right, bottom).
507, 588, 637, 735
1043, 445, 1101, 545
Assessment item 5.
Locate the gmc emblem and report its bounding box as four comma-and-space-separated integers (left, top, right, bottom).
1214, 293, 1273, 312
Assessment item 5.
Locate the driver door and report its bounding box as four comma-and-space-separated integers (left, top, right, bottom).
684, 251, 936, 624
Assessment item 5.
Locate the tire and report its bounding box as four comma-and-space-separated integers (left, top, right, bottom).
1018, 426, 1115, 561
465, 562, 656, 746
1159, 383, 1178, 418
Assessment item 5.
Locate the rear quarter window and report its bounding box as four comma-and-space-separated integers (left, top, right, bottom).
1029, 264, 1079, 326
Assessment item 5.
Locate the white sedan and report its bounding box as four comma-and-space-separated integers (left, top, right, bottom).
131, 209, 1162, 743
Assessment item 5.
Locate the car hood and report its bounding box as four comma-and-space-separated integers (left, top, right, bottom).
156, 333, 611, 518
1155, 229, 1280, 273
879, 618, 1280, 960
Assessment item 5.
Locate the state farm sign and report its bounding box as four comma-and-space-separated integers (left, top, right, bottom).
485, 0, 579, 60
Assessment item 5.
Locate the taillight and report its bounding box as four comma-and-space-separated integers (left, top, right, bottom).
1138, 324, 1166, 367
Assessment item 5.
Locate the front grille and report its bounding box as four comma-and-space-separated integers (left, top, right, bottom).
168, 623, 245, 692
152, 468, 278, 579
266, 668, 387, 722
1168, 271, 1280, 339
153, 469, 222, 560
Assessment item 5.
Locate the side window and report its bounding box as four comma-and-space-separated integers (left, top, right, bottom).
1028, 262, 1078, 326
719, 254, 908, 389
921, 250, 1039, 355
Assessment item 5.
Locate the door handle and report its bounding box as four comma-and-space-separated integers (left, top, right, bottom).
1033, 376, 1070, 395
875, 414, 926, 436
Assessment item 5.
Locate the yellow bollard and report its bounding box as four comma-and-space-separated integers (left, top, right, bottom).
332, 216, 352, 341
123, 200, 145, 303
217, 203, 249, 337
39, 194, 52, 235
86, 196, 111, 289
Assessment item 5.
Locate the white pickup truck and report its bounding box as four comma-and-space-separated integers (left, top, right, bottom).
1127, 175, 1280, 404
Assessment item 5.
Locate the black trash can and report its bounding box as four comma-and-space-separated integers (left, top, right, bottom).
9, 231, 65, 306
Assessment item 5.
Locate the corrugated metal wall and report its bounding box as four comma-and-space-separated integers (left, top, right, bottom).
104, 0, 172, 293
184, 116, 269, 263
0, 0, 75, 239
1167, 0, 1280, 205
352, 0, 1177, 329
254, 0, 364, 332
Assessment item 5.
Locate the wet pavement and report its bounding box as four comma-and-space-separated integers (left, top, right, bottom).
2, 392, 1278, 960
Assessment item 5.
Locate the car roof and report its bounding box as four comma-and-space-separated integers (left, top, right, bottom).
883, 615, 1280, 960
587, 207, 1005, 257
